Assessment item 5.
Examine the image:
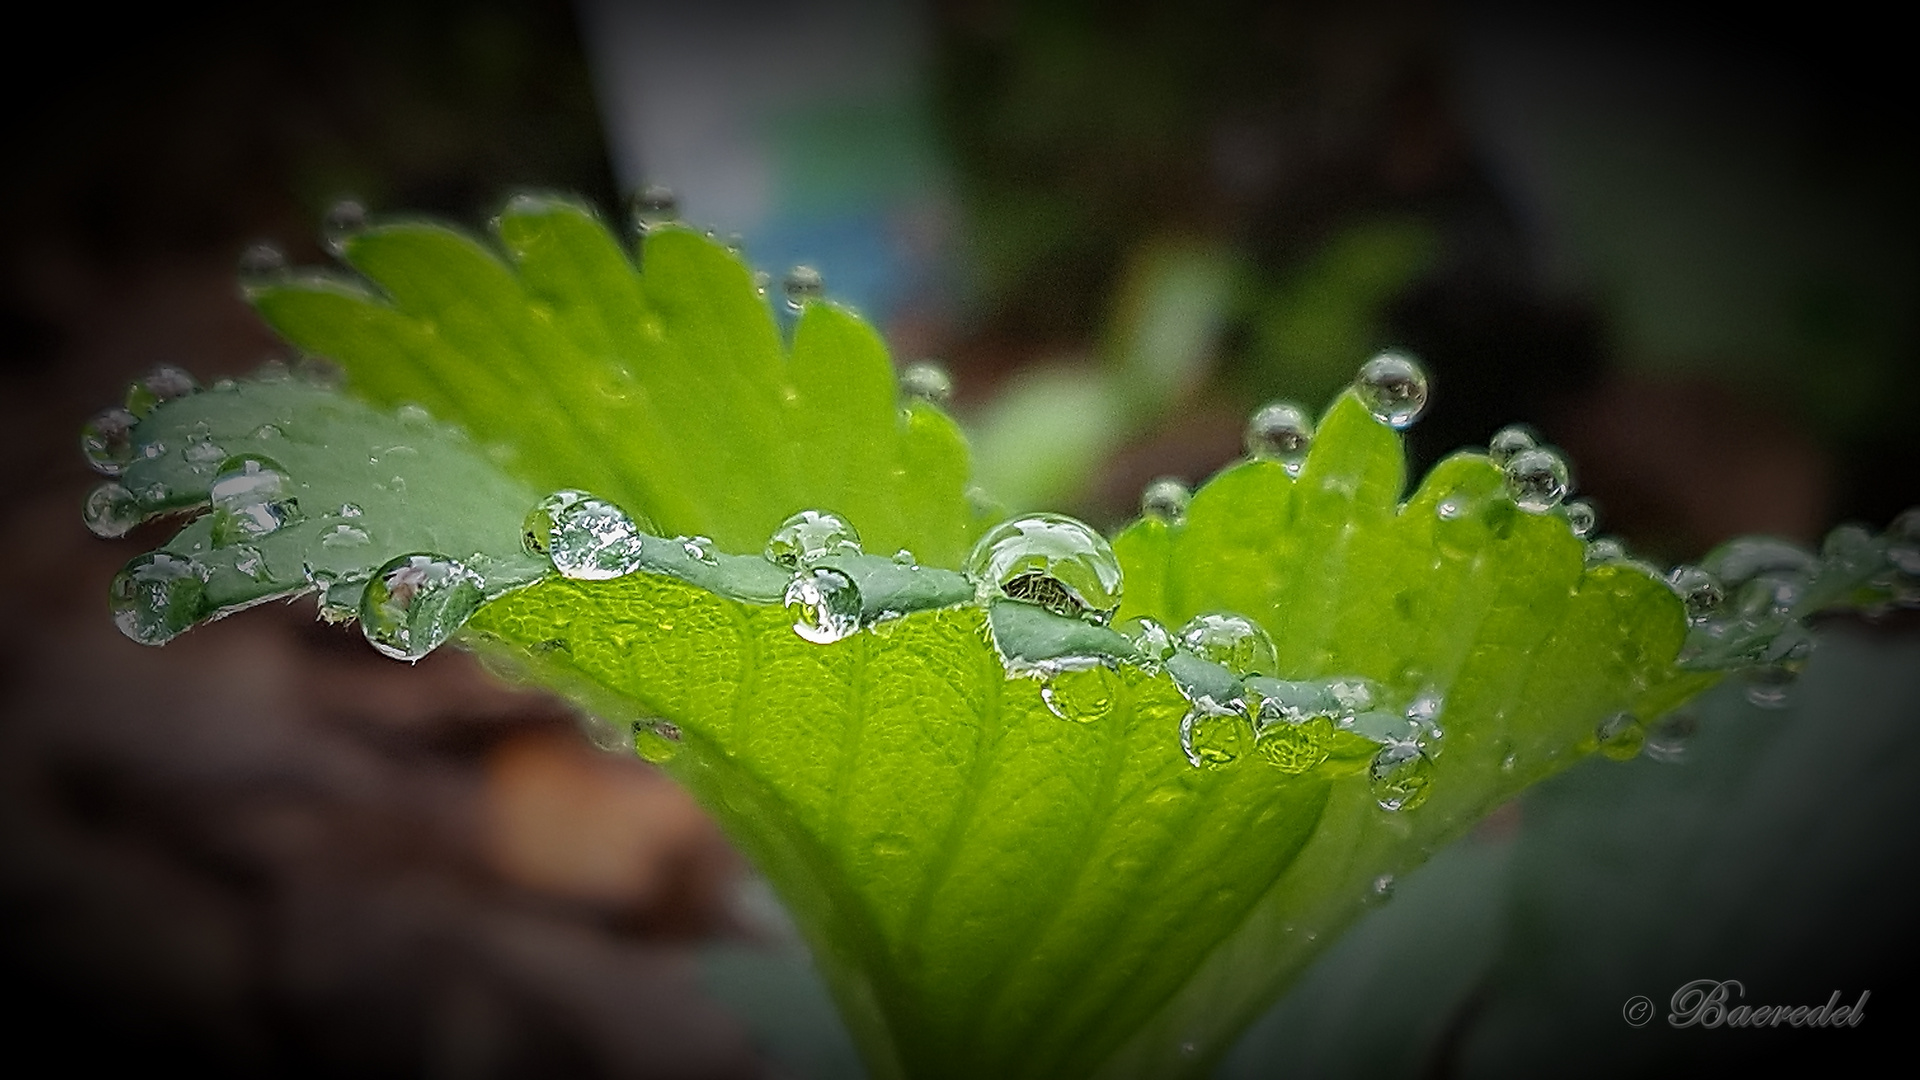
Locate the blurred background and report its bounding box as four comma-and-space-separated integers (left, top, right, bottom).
2, 0, 1914, 1076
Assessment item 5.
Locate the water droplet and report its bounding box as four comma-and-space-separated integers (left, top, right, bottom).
899, 361, 953, 405
124, 365, 199, 417
1244, 401, 1314, 471
967, 513, 1123, 623
1181, 705, 1250, 768
892, 548, 918, 568
110, 552, 209, 645
338, 503, 362, 518
1562, 499, 1598, 539
359, 553, 486, 661
294, 356, 343, 387
783, 265, 824, 312
1486, 424, 1536, 466
1140, 478, 1191, 524
1176, 612, 1278, 677
678, 535, 718, 564
1041, 664, 1119, 723
1643, 708, 1697, 764
209, 454, 301, 545
1743, 665, 1796, 709
396, 403, 434, 429
630, 185, 679, 232
1586, 537, 1627, 565
1371, 873, 1396, 899
1355, 350, 1429, 429
1369, 743, 1434, 811
231, 544, 270, 580
250, 423, 284, 440
82, 482, 141, 538
524, 491, 650, 580
1595, 710, 1643, 760
1503, 447, 1570, 512
321, 523, 372, 549
237, 241, 288, 285
785, 568, 862, 644
1118, 616, 1176, 667
80, 407, 138, 476
764, 509, 862, 569
321, 198, 367, 256
1254, 715, 1330, 773
1884, 507, 1920, 576
182, 427, 226, 469
1667, 566, 1724, 625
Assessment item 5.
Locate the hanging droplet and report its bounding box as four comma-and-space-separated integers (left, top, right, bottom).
1586, 537, 1627, 565
785, 568, 862, 644
1176, 612, 1278, 677
1504, 447, 1570, 512
967, 513, 1124, 623
237, 241, 288, 285
1118, 616, 1176, 667
899, 361, 953, 405
1369, 743, 1434, 811
80, 407, 139, 476
782, 265, 824, 312
1180, 705, 1250, 768
1485, 425, 1536, 467
524, 490, 650, 580
1244, 401, 1315, 472
1595, 710, 1644, 760
1667, 566, 1724, 625
1354, 350, 1430, 429
82, 482, 142, 539
1140, 477, 1191, 524
1041, 664, 1119, 723
359, 553, 486, 662
109, 552, 209, 646
1562, 498, 1598, 539
630, 185, 679, 232
209, 454, 302, 545
1254, 715, 1330, 774
764, 509, 862, 569
321, 198, 368, 256
124, 365, 199, 418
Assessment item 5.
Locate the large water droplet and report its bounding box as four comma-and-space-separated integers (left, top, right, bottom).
1181, 705, 1250, 768
899, 361, 953, 405
322, 198, 368, 256
1595, 710, 1644, 760
765, 509, 862, 569
783, 265, 824, 312
209, 454, 301, 545
1176, 612, 1278, 677
83, 482, 142, 538
1254, 714, 1330, 774
630, 185, 679, 231
1486, 424, 1536, 466
1140, 478, 1191, 524
1041, 664, 1119, 723
1245, 401, 1314, 472
967, 513, 1123, 623
110, 552, 209, 646
80, 407, 138, 476
1369, 743, 1434, 811
1562, 498, 1598, 539
359, 553, 486, 661
1504, 447, 1570, 512
524, 490, 649, 580
785, 568, 862, 644
125, 365, 198, 418
1667, 566, 1724, 625
1355, 351, 1429, 429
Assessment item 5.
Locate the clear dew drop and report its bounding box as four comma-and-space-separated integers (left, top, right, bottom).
1244, 400, 1315, 472
321, 523, 372, 549
1176, 612, 1278, 677
83, 482, 142, 539
1586, 537, 1627, 565
1503, 447, 1571, 513
338, 502, 362, 518
1181, 705, 1250, 768
1354, 350, 1430, 429
321, 198, 368, 256
899, 361, 953, 405
765, 509, 862, 569
251, 423, 285, 441
1562, 499, 1598, 539
1254, 715, 1330, 774
124, 365, 199, 418
782, 265, 824, 312
232, 545, 269, 581
110, 552, 210, 646
679, 535, 718, 564
524, 490, 651, 580
1369, 742, 1434, 811
967, 513, 1124, 623
785, 568, 862, 644
1486, 424, 1537, 467
182, 428, 227, 469
630, 184, 679, 231
1118, 616, 1176, 667
359, 553, 486, 662
1643, 708, 1697, 764
1041, 664, 1119, 723
1667, 566, 1724, 625
237, 241, 288, 285
80, 407, 138, 476
1885, 507, 1920, 576
1743, 664, 1797, 710
1595, 710, 1644, 761
209, 454, 301, 545
1140, 477, 1191, 525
